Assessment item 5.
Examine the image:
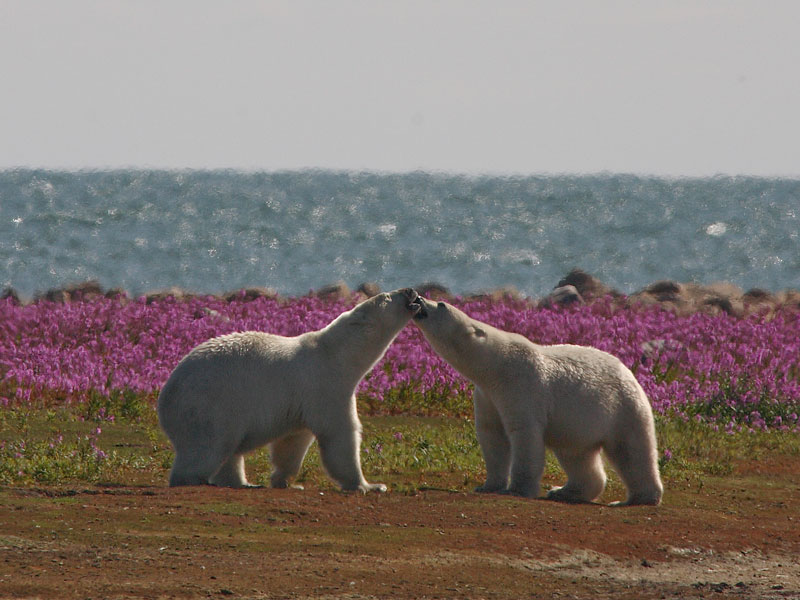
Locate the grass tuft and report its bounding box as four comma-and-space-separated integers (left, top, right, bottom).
1, 398, 798, 492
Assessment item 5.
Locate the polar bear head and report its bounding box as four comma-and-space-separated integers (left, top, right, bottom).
412, 297, 493, 380
348, 287, 423, 331
321, 288, 423, 371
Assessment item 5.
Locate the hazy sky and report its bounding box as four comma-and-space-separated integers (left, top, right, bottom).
1, 1, 798, 176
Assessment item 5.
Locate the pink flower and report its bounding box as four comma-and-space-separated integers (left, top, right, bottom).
2, 293, 798, 431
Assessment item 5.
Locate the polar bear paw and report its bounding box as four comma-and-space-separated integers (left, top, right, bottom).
359, 482, 388, 493
608, 492, 662, 506
475, 483, 505, 494
498, 487, 538, 499
546, 486, 592, 504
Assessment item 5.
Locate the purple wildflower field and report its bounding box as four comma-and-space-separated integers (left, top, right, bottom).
1, 294, 799, 432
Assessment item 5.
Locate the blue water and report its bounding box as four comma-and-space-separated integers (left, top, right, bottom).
1, 170, 798, 299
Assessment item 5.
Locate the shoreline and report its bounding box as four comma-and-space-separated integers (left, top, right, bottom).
3, 269, 800, 317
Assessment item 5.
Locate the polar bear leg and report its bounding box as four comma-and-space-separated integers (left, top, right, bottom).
269, 429, 315, 488
317, 432, 385, 492
315, 403, 386, 493
547, 447, 607, 503
209, 453, 255, 487
168, 449, 224, 487
604, 434, 663, 506
504, 423, 545, 498
473, 389, 511, 492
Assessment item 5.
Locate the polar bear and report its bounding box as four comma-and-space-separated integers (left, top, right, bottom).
413, 298, 663, 505
158, 288, 422, 492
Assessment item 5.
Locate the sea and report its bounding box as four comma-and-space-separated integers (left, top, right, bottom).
1, 169, 798, 300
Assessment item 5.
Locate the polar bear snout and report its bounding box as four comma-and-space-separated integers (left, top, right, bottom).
402, 288, 424, 315
412, 296, 436, 319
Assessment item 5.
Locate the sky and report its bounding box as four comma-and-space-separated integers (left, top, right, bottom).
1, 1, 799, 176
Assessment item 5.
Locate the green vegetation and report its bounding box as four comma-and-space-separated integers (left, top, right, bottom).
2, 400, 798, 493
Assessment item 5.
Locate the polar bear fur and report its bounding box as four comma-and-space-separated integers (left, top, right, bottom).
413, 298, 663, 505
158, 288, 422, 492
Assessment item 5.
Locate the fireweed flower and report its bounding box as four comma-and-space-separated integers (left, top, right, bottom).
1, 293, 798, 431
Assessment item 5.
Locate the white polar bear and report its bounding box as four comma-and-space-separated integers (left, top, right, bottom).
413, 298, 663, 505
158, 288, 422, 492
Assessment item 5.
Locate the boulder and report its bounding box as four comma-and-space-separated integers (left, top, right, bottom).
556, 269, 619, 301
223, 287, 278, 302
538, 285, 584, 308
36, 280, 105, 303
415, 282, 452, 300
1, 287, 22, 305
356, 282, 382, 298
144, 287, 195, 304
315, 281, 351, 301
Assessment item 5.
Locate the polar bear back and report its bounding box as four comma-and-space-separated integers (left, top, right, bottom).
162, 331, 310, 403
158, 331, 326, 452
536, 343, 654, 449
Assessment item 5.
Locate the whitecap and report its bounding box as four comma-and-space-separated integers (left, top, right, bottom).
377, 223, 397, 238
705, 222, 727, 236
504, 250, 541, 266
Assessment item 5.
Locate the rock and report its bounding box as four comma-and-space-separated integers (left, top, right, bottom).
699, 281, 744, 301
538, 285, 584, 308
468, 287, 525, 303
315, 281, 351, 301
356, 282, 382, 298
104, 287, 130, 302
629, 280, 691, 313
67, 280, 105, 301
415, 282, 452, 300
644, 280, 683, 300
686, 283, 744, 317
36, 280, 105, 303
701, 295, 738, 316
144, 287, 194, 304
742, 288, 780, 315
742, 288, 774, 302
1, 287, 22, 305
630, 280, 746, 316
556, 269, 619, 301
40, 288, 70, 303
776, 289, 800, 311
194, 307, 230, 321
223, 287, 278, 302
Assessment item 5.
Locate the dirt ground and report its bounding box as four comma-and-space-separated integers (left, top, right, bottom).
1, 454, 799, 600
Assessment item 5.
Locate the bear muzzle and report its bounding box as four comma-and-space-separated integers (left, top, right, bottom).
402, 288, 424, 316
411, 296, 429, 320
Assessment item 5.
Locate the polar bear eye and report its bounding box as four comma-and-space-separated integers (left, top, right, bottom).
471, 326, 487, 338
